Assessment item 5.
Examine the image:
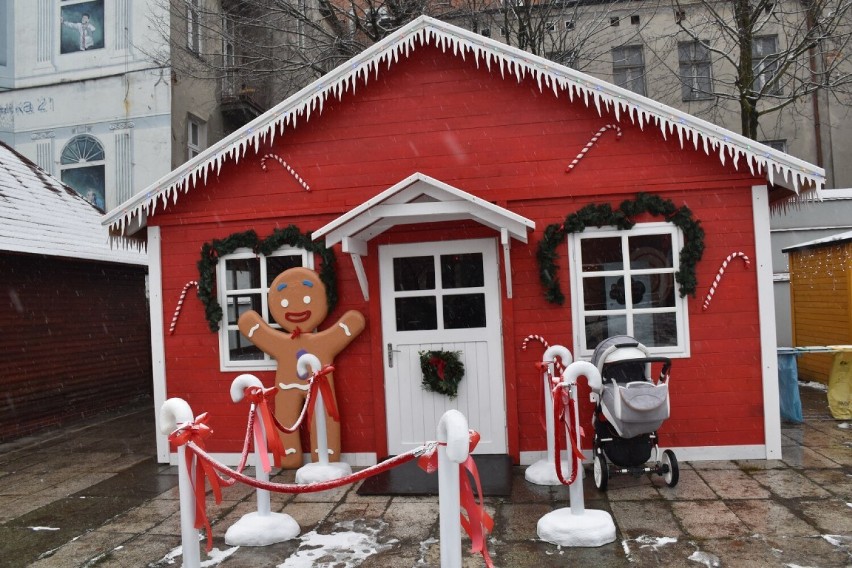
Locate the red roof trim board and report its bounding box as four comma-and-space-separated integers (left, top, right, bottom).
103, 16, 825, 233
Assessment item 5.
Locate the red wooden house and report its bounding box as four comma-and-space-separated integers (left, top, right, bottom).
105, 17, 824, 465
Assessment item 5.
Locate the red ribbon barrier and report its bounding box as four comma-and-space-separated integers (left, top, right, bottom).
416, 431, 494, 568
306, 365, 338, 425
243, 386, 285, 470
168, 413, 225, 553
551, 385, 586, 486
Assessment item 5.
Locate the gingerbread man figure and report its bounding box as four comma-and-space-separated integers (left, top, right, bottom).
238, 267, 365, 469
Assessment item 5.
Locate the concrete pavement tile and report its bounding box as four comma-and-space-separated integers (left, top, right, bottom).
144, 510, 183, 536
733, 458, 787, 470
656, 469, 717, 500
751, 469, 832, 499
0, 494, 57, 523
281, 501, 335, 528
811, 444, 852, 466
291, 482, 351, 503
688, 460, 738, 470
800, 498, 852, 534
610, 500, 682, 538
604, 477, 663, 501
99, 533, 183, 568
496, 503, 551, 541
671, 501, 750, 539
382, 500, 439, 541
801, 468, 852, 500
695, 469, 771, 499
703, 534, 852, 568
781, 445, 844, 468
325, 500, 390, 522
727, 500, 816, 535
512, 470, 557, 503
26, 529, 134, 568
99, 499, 182, 534
530, 538, 631, 567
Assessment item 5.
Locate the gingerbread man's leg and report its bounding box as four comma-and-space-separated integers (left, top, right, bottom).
275, 388, 307, 469
309, 373, 341, 463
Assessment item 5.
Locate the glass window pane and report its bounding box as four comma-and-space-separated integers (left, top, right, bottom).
583, 276, 610, 310
585, 315, 626, 348
581, 237, 623, 272
632, 273, 675, 308
633, 313, 678, 347
225, 258, 260, 290
266, 254, 303, 286
443, 294, 486, 329
228, 330, 264, 360
395, 296, 437, 331
394, 257, 435, 291
629, 235, 673, 269
441, 253, 484, 289
226, 294, 260, 325
606, 276, 648, 307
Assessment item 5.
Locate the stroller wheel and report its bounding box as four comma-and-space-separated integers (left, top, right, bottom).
662, 449, 679, 487
593, 452, 609, 491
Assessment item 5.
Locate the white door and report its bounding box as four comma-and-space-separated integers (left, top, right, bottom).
379, 238, 507, 454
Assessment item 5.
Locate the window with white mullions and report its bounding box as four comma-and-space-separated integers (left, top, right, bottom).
570, 223, 688, 357
218, 247, 312, 369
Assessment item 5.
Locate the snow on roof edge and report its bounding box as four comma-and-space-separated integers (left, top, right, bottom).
104, 16, 826, 234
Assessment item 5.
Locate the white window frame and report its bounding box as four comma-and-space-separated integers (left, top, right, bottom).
187, 115, 206, 159
217, 246, 314, 371
568, 222, 690, 359
187, 0, 201, 53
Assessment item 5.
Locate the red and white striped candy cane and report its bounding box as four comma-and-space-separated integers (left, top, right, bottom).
170, 280, 198, 335
702, 252, 750, 311
566, 124, 622, 172
522, 334, 550, 352
260, 153, 311, 192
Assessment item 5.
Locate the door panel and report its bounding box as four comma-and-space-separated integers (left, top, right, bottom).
380, 239, 506, 454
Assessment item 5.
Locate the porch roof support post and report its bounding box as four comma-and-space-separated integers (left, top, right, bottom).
501, 228, 513, 299
342, 237, 369, 301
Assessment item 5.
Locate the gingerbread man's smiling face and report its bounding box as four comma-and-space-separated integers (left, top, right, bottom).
268, 267, 328, 332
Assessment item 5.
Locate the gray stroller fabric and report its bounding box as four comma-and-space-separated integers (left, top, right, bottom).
601, 382, 669, 439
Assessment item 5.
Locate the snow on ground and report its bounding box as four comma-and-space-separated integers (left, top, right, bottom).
799, 381, 828, 392
28, 526, 60, 531
278, 520, 396, 567
688, 549, 721, 567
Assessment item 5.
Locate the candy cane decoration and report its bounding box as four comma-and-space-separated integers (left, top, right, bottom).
260, 153, 311, 191
566, 124, 622, 172
703, 252, 750, 311
170, 280, 198, 335
522, 334, 550, 352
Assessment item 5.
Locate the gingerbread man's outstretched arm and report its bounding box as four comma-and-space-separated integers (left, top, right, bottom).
238, 310, 285, 355
314, 310, 366, 352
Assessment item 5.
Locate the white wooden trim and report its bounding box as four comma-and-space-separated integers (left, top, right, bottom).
148, 226, 169, 463
752, 185, 782, 459
519, 444, 769, 465
501, 228, 512, 299
167, 452, 378, 467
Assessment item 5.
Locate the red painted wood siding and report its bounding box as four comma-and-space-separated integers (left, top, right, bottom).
153, 44, 767, 457
0, 253, 151, 441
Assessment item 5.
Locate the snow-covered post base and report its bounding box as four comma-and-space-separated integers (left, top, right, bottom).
526, 345, 573, 486
159, 398, 201, 568
537, 361, 615, 547
294, 354, 352, 484
437, 409, 469, 567
225, 375, 300, 547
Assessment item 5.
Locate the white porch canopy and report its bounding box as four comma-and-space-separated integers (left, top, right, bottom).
312, 172, 535, 300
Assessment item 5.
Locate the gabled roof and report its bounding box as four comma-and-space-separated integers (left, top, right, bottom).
0, 142, 146, 266
782, 229, 852, 253
104, 16, 825, 234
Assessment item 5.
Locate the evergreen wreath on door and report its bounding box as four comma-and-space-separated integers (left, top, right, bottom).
419, 350, 465, 399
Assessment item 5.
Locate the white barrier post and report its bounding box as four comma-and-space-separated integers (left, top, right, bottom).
225, 374, 300, 546
537, 360, 615, 547
526, 345, 574, 485
436, 409, 469, 567
159, 398, 201, 568
294, 354, 352, 484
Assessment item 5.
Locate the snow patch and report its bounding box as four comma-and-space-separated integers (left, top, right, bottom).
799, 381, 828, 392
688, 550, 721, 567
415, 536, 439, 565
838, 422, 850, 430
28, 526, 60, 531
822, 534, 850, 547
277, 520, 395, 567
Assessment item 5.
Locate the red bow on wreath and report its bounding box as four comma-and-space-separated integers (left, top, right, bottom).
429, 356, 447, 380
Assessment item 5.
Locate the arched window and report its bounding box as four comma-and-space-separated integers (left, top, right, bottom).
61, 134, 105, 211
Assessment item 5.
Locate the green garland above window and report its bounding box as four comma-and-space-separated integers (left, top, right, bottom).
536, 192, 705, 305
419, 350, 465, 399
197, 225, 337, 332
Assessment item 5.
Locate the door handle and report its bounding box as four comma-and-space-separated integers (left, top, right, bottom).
387, 343, 401, 368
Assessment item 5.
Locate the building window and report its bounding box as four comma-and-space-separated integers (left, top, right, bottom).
187, 0, 201, 53
565, 20, 575, 31
631, 15, 640, 25
761, 139, 787, 153
218, 247, 312, 369
675, 9, 686, 23
610, 17, 620, 26
679, 40, 713, 101
59, 0, 105, 54
753, 35, 782, 95
222, 13, 236, 96
187, 116, 206, 159
569, 223, 689, 358
60, 134, 106, 211
0, 0, 7, 66
546, 21, 556, 32
549, 50, 578, 69
480, 28, 491, 38
612, 45, 646, 96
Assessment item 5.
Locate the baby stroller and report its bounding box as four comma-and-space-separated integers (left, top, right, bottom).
589, 335, 679, 490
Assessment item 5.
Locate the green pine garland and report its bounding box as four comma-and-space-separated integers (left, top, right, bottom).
197, 226, 337, 332
537, 193, 705, 305
419, 350, 465, 399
